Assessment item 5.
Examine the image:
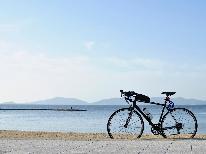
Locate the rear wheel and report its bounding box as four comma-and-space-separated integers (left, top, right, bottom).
161, 108, 198, 139
107, 108, 144, 139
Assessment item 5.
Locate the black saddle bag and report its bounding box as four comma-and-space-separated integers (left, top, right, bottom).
135, 94, 150, 103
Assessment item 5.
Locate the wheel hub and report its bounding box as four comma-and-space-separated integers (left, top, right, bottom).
176, 123, 183, 130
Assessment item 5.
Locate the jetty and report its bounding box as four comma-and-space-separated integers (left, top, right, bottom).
0, 108, 87, 111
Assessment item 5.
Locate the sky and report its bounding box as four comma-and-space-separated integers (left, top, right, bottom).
0, 0, 206, 103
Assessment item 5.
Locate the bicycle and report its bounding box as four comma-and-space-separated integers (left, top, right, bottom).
107, 90, 198, 139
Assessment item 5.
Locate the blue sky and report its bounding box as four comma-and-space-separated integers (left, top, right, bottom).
0, 0, 206, 102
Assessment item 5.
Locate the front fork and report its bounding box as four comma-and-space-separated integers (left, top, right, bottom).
124, 107, 134, 128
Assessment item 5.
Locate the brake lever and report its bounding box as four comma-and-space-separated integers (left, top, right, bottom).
120, 90, 123, 97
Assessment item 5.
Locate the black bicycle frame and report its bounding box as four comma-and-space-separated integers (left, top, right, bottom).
130, 99, 169, 127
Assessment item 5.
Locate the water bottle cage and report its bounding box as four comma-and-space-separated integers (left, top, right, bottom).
143, 108, 153, 120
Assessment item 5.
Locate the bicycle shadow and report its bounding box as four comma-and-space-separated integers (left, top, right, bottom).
140, 138, 206, 141
139, 135, 206, 141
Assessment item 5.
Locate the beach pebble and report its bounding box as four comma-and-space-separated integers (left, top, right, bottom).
0, 139, 206, 153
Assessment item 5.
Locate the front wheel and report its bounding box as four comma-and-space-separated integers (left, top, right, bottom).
107, 108, 144, 139
161, 108, 198, 139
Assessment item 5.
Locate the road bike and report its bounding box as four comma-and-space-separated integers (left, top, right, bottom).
107, 90, 198, 139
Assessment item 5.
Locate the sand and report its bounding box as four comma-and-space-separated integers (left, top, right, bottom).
0, 131, 206, 153
0, 130, 206, 140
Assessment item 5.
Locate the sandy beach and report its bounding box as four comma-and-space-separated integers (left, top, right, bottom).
0, 131, 206, 153
1, 130, 206, 140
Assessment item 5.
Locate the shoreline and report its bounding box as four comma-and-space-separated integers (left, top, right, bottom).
0, 130, 206, 140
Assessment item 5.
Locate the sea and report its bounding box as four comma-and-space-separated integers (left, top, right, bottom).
0, 104, 205, 134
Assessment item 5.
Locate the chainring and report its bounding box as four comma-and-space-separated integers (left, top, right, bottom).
151, 124, 161, 135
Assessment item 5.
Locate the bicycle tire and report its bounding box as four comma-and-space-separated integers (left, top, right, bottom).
161, 108, 198, 138
107, 108, 144, 139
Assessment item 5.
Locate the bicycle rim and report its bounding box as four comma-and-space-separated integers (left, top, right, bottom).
161, 108, 198, 139
107, 108, 144, 139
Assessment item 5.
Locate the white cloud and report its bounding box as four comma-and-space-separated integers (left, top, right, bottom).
0, 19, 38, 34
84, 41, 95, 50
0, 24, 20, 32
105, 56, 206, 74
105, 57, 164, 71
0, 50, 94, 102
0, 41, 205, 102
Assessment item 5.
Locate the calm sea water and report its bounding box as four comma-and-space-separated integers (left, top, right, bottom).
0, 104, 205, 134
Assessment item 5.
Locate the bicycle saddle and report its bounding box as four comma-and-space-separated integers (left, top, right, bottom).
161, 92, 176, 96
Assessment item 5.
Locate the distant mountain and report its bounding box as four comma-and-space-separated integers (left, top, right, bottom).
0, 97, 205, 105
28, 97, 88, 105
92, 97, 206, 105
151, 97, 206, 105
1, 101, 16, 105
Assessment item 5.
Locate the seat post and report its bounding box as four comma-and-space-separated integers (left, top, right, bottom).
165, 96, 170, 102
